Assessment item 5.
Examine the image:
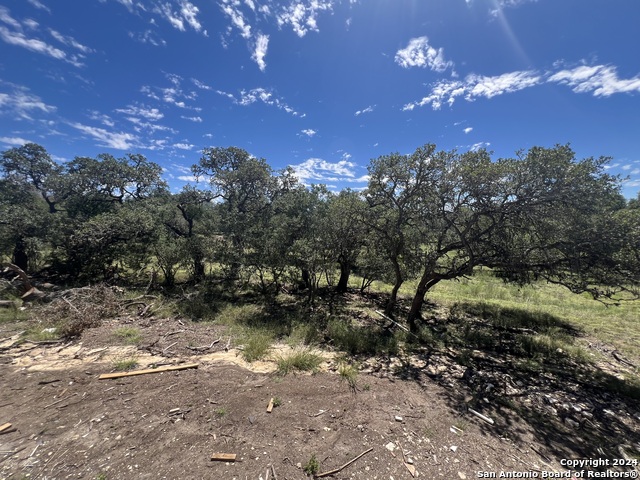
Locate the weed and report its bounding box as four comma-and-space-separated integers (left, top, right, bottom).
303, 454, 320, 476
276, 349, 323, 375
113, 356, 138, 372
272, 397, 282, 407
113, 326, 141, 345
362, 383, 371, 391
328, 318, 400, 356
241, 330, 273, 362
214, 407, 227, 417
338, 362, 359, 391
96, 473, 107, 480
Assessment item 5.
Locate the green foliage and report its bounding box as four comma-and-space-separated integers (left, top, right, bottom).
302, 454, 320, 476
338, 362, 359, 390
276, 349, 323, 375
328, 318, 400, 356
113, 327, 142, 345
113, 356, 138, 371
241, 331, 273, 362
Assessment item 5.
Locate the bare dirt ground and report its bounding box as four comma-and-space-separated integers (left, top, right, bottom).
2, 308, 640, 480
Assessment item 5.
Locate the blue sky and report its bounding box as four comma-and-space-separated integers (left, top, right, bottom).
1, 0, 639, 197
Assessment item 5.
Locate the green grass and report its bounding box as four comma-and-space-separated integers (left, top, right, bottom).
241, 330, 274, 362
276, 349, 323, 375
113, 356, 138, 371
338, 362, 359, 390
113, 326, 142, 345
328, 318, 402, 356
302, 454, 320, 476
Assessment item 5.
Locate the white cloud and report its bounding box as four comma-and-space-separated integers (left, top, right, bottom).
489, 0, 538, 16
470, 142, 491, 152
154, 0, 203, 33
219, 87, 303, 116
70, 122, 139, 150
395, 36, 454, 73
0, 84, 56, 120
115, 104, 164, 121
220, 0, 252, 39
548, 64, 640, 97
173, 142, 194, 150
463, 127, 473, 134
177, 175, 198, 182
276, 0, 334, 37
88, 110, 115, 127
48, 29, 92, 53
252, 33, 269, 72
181, 115, 202, 122
404, 70, 541, 110
129, 30, 167, 47
0, 7, 83, 66
355, 105, 375, 116
191, 78, 211, 90
0, 136, 32, 146
289, 158, 369, 185
26, 0, 51, 12
300, 129, 317, 137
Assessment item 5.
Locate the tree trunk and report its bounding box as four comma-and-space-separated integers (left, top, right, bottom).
407, 271, 441, 333
301, 268, 311, 290
335, 261, 350, 294
13, 238, 29, 272
384, 259, 403, 318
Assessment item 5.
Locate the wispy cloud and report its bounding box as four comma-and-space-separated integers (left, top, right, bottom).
0, 136, 33, 146
217, 87, 304, 117
395, 36, 454, 73
115, 104, 164, 121
173, 142, 194, 150
355, 105, 375, 116
191, 78, 212, 90
404, 62, 640, 111
70, 122, 139, 150
26, 0, 51, 13
403, 70, 542, 110
463, 127, 473, 134
289, 157, 368, 185
300, 129, 317, 137
129, 29, 167, 47
220, 0, 252, 39
181, 115, 202, 122
548, 64, 640, 97
0, 83, 56, 120
48, 28, 93, 53
276, 0, 334, 37
252, 33, 269, 72
153, 0, 205, 34
0, 7, 85, 66
141, 74, 202, 111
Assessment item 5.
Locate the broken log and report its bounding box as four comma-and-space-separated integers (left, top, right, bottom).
0, 423, 14, 434
98, 363, 198, 380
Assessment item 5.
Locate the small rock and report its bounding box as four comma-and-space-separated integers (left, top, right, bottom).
458, 472, 467, 479
394, 416, 403, 422
450, 445, 458, 452
296, 462, 302, 468
406, 458, 414, 465
564, 417, 580, 429
385, 442, 396, 452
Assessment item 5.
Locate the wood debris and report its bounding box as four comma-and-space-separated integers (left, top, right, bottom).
211, 453, 237, 462
98, 363, 198, 380
0, 423, 15, 434
316, 447, 373, 478
267, 398, 274, 413
468, 408, 494, 425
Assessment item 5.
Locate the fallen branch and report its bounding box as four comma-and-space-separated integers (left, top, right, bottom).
468, 408, 494, 425
271, 464, 278, 480
185, 337, 222, 352
0, 446, 26, 465
316, 447, 373, 478
98, 363, 198, 380
374, 310, 419, 338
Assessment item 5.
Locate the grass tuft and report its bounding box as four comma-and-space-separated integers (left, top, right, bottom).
276, 349, 323, 375
113, 326, 141, 345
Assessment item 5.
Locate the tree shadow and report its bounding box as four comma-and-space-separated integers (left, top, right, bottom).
396, 301, 640, 469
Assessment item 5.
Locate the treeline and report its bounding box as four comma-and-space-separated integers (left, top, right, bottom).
1, 143, 639, 331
